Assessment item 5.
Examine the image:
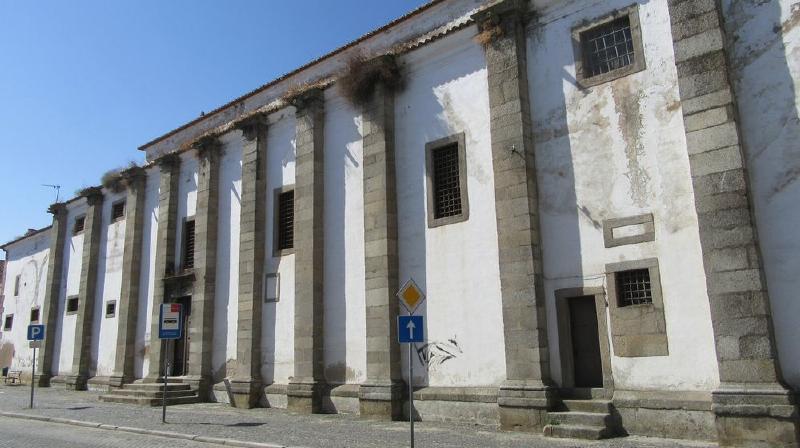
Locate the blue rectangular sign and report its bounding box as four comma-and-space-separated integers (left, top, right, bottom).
159, 304, 183, 340
27, 324, 45, 341
398, 315, 424, 343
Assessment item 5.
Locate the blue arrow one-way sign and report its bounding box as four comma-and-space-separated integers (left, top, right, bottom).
398, 316, 423, 343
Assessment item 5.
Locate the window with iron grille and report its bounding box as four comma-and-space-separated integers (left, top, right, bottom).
73, 216, 85, 234
3, 315, 12, 331
30, 307, 40, 323
66, 296, 79, 315
581, 16, 634, 78
615, 268, 653, 307
183, 219, 196, 270
432, 144, 462, 219
111, 200, 126, 221
276, 190, 294, 251
105, 301, 116, 318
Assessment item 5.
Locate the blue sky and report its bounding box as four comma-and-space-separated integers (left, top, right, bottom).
0, 0, 428, 248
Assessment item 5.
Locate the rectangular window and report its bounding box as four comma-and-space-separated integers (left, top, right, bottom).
425, 133, 469, 227
111, 200, 126, 222
3, 315, 12, 331
276, 189, 294, 252
14, 275, 20, 296
615, 268, 652, 307
66, 296, 79, 315
182, 218, 196, 271
105, 301, 116, 318
30, 307, 40, 323
73, 216, 86, 235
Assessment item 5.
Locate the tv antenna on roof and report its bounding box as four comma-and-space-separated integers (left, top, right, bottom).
42, 184, 61, 203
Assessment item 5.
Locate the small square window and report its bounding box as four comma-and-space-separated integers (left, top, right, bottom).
182, 218, 196, 271
3, 315, 13, 331
275, 188, 294, 254
14, 275, 20, 296
111, 201, 126, 222
73, 216, 86, 234
105, 301, 116, 318
425, 133, 469, 228
66, 296, 79, 315
572, 5, 645, 87
30, 307, 40, 323
615, 268, 652, 307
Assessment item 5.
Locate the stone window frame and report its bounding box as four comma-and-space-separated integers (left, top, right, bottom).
111, 199, 126, 223
602, 213, 655, 248
105, 300, 117, 318
425, 132, 470, 228
264, 273, 280, 303
572, 4, 646, 88
73, 215, 86, 235
29, 306, 40, 324
554, 287, 614, 395
3, 314, 13, 331
273, 185, 295, 257
605, 258, 669, 357
66, 295, 80, 315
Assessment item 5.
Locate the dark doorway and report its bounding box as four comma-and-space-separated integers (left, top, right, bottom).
569, 296, 603, 388
170, 296, 192, 376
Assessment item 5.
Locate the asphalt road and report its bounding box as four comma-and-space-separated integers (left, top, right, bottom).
0, 416, 227, 448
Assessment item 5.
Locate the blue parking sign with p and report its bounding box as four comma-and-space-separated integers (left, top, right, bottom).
27, 324, 45, 341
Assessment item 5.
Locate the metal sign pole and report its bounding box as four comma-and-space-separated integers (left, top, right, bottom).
409, 342, 414, 448
162, 340, 168, 424
30, 346, 36, 409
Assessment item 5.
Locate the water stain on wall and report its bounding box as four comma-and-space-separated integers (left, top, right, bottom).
324, 362, 358, 384
0, 341, 14, 369
611, 78, 651, 208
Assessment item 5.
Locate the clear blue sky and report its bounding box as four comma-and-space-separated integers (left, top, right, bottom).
0, 0, 428, 248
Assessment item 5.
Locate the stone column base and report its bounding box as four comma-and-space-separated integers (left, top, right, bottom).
65, 374, 88, 391
182, 375, 210, 400
712, 384, 799, 447
287, 380, 325, 414
359, 381, 405, 420
497, 381, 555, 432
227, 378, 262, 409
108, 374, 133, 388
34, 374, 52, 387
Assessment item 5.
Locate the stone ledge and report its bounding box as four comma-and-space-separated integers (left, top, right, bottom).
413, 386, 497, 403
613, 389, 712, 411
329, 384, 360, 398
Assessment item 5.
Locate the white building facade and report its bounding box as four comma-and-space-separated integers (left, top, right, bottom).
1, 0, 799, 445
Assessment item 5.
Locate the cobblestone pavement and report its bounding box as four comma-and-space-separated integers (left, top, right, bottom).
0, 385, 716, 448
0, 416, 228, 448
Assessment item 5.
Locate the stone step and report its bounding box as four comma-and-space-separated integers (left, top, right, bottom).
98, 393, 200, 407
548, 411, 611, 427
561, 399, 612, 413
124, 383, 192, 392
103, 389, 197, 399
544, 424, 614, 440
559, 387, 606, 400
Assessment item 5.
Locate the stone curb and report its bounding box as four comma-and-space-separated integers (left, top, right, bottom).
0, 411, 286, 448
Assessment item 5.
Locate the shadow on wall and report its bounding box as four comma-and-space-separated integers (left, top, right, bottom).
723, 0, 800, 387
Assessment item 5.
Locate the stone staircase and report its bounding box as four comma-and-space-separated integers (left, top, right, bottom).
99, 382, 200, 407
544, 389, 619, 440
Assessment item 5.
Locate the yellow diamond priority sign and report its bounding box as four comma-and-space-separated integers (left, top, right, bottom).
397, 278, 425, 313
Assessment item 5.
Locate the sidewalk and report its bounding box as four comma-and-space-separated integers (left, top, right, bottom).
0, 385, 715, 448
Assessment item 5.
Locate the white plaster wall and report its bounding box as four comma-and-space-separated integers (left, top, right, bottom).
136, 167, 160, 378
261, 109, 296, 384
530, 0, 719, 391
212, 132, 242, 381
55, 201, 87, 375
721, 0, 800, 388
322, 89, 366, 385
91, 191, 126, 377
395, 28, 506, 387
0, 232, 50, 377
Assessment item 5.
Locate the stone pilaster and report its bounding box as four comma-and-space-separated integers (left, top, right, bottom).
358, 80, 404, 420
667, 1, 798, 445
66, 187, 104, 391
186, 136, 221, 396
146, 154, 181, 380
35, 202, 68, 387
473, 0, 554, 432
109, 168, 147, 388
287, 88, 326, 413
228, 116, 268, 408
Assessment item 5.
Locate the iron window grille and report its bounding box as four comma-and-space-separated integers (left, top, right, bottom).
73, 216, 85, 234
111, 200, 126, 221
431, 143, 463, 219
182, 219, 196, 270
66, 296, 79, 314
581, 15, 635, 78
30, 308, 40, 323
277, 190, 294, 251
3, 315, 12, 331
615, 268, 653, 306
